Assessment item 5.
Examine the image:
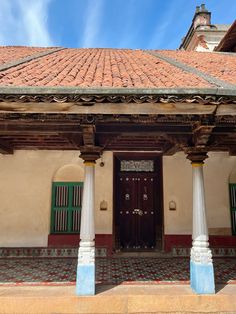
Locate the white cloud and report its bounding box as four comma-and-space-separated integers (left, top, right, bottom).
0, 0, 54, 46
81, 0, 104, 48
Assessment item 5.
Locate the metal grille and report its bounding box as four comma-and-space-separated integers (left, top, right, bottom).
54, 210, 68, 232
72, 210, 81, 232
55, 186, 69, 207
72, 185, 83, 207
229, 184, 236, 235
120, 160, 154, 172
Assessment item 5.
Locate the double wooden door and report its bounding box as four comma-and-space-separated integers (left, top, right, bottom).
117, 173, 156, 250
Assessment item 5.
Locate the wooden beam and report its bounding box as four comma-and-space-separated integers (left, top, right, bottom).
0, 102, 217, 115
96, 125, 192, 134
229, 149, 236, 156
0, 122, 82, 134
217, 104, 236, 116
163, 143, 181, 156
61, 133, 82, 148
0, 140, 13, 154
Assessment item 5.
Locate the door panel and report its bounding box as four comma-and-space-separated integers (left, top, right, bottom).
137, 176, 155, 248
119, 175, 137, 249
118, 173, 156, 250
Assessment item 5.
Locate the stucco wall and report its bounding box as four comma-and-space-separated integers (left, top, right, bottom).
163, 152, 236, 235
0, 150, 113, 247
0, 150, 235, 247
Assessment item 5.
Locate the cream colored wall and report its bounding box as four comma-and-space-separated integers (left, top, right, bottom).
1, 149, 235, 247
94, 152, 113, 234
0, 150, 113, 247
163, 152, 236, 235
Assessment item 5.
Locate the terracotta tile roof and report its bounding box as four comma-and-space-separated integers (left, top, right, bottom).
0, 46, 53, 66
0, 48, 211, 88
0, 47, 235, 90
159, 50, 236, 86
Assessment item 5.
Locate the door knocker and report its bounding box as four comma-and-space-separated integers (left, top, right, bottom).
143, 186, 148, 200
125, 193, 130, 200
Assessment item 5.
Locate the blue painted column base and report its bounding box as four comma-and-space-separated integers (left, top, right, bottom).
190, 261, 215, 294
76, 264, 95, 296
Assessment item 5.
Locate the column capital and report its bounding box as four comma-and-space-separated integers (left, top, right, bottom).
79, 146, 102, 162
186, 150, 208, 165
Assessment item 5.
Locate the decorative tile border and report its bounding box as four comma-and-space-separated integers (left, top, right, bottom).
1, 247, 235, 258
172, 247, 236, 257
0, 247, 107, 258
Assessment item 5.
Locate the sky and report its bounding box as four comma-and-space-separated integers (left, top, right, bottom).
0, 0, 235, 50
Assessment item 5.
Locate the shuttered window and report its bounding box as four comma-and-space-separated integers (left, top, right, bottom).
50, 182, 83, 234
229, 184, 236, 235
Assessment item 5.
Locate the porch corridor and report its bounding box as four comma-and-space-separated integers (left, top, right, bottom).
0, 257, 236, 286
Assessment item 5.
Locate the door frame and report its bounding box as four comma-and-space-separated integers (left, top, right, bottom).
113, 152, 164, 251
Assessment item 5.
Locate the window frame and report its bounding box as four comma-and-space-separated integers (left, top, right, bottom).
229, 183, 236, 235
50, 181, 83, 234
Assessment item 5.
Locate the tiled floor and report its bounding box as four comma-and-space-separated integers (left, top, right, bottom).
0, 257, 236, 286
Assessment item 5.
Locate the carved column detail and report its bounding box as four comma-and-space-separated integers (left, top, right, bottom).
187, 152, 215, 294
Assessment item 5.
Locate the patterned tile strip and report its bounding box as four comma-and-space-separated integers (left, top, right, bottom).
1, 247, 236, 258
0, 247, 107, 258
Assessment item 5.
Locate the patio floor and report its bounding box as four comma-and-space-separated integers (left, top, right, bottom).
0, 257, 236, 286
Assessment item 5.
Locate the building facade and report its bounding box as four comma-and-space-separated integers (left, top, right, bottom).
0, 46, 236, 295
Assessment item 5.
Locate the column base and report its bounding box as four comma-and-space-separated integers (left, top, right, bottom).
76, 264, 95, 296
190, 261, 215, 294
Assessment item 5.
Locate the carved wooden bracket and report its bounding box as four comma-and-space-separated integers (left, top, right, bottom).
79, 146, 102, 162
161, 134, 188, 155
82, 125, 95, 146
79, 125, 102, 161
192, 125, 214, 148
186, 149, 208, 163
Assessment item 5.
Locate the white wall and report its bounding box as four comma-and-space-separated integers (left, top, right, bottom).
163, 152, 236, 235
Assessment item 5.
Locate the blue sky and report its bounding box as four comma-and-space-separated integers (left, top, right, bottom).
0, 0, 235, 49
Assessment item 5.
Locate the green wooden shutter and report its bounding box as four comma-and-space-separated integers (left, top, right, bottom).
50, 182, 83, 234
229, 183, 236, 235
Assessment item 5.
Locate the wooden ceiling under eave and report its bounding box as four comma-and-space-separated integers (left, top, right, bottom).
0, 90, 236, 155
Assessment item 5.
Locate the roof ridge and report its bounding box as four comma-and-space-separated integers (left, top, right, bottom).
0, 47, 65, 73
145, 50, 236, 90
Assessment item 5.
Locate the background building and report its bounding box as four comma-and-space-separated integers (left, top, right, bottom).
179, 4, 234, 52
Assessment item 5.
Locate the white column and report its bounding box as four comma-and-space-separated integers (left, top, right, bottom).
76, 161, 96, 296
190, 161, 215, 294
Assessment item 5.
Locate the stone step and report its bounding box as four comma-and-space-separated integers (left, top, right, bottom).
0, 285, 236, 313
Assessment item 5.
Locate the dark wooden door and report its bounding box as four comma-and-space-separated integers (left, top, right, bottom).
118, 173, 156, 249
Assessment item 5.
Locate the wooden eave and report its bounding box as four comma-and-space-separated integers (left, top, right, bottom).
0, 87, 236, 155
215, 20, 236, 52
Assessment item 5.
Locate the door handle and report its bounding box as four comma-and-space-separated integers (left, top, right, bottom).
133, 209, 143, 216
138, 209, 143, 216
133, 209, 139, 214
